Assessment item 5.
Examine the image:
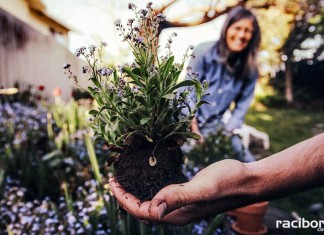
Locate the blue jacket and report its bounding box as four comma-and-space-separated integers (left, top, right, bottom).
186, 41, 258, 133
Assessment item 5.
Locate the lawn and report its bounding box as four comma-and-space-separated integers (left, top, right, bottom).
246, 105, 324, 155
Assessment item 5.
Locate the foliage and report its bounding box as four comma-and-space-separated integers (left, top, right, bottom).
64, 3, 208, 151
49, 97, 89, 148
0, 98, 109, 201
0, 180, 113, 234
255, 93, 287, 108
186, 126, 237, 168
246, 105, 324, 156
0, 90, 222, 234
281, 0, 324, 63
71, 88, 93, 101
255, 6, 294, 77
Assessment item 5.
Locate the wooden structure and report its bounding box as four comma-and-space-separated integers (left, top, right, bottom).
0, 0, 85, 101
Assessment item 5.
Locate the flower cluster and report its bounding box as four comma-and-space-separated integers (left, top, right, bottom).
0, 179, 111, 234
65, 3, 208, 151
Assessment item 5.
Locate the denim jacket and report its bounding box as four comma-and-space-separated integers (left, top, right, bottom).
186, 41, 258, 134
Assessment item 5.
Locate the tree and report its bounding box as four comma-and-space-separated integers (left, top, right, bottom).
281, 0, 324, 103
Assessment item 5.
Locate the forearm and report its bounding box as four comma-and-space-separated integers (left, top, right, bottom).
184, 134, 324, 218
247, 133, 324, 201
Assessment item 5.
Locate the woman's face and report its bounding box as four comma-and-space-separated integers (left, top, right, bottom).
226, 18, 254, 52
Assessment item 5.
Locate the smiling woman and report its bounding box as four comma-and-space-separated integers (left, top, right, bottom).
185, 6, 261, 163
226, 18, 254, 52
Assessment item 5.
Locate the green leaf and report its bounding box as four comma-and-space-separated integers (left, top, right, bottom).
164, 131, 200, 140
186, 132, 201, 140
165, 79, 199, 94
98, 105, 117, 114
129, 80, 145, 88
195, 100, 209, 109
195, 83, 203, 101
113, 69, 118, 83
42, 149, 62, 161
89, 110, 99, 115
140, 117, 150, 125
135, 95, 147, 106
139, 48, 147, 63
90, 77, 101, 87
85, 134, 102, 184
133, 52, 143, 64
123, 66, 140, 82
162, 93, 175, 99
94, 93, 104, 106
88, 86, 97, 95
161, 56, 174, 79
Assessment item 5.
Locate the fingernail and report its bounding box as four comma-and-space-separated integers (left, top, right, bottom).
157, 202, 167, 220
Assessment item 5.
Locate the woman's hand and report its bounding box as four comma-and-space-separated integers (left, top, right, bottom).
191, 117, 204, 144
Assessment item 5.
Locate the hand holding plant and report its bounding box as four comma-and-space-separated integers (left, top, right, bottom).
65, 2, 208, 201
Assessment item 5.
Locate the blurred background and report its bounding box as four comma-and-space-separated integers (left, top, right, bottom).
0, 0, 323, 234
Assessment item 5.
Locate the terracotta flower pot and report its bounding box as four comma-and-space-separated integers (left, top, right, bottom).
231, 201, 269, 235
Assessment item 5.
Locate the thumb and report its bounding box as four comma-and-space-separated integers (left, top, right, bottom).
148, 184, 189, 220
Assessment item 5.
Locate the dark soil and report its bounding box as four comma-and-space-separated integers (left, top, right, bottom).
114, 139, 188, 201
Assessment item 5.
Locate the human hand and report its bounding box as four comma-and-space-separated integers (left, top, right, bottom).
192, 130, 204, 144
191, 118, 204, 144
109, 159, 247, 225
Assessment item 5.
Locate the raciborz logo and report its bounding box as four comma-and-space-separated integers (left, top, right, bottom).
276, 218, 324, 232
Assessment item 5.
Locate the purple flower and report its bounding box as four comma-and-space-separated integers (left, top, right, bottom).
63, 64, 71, 69
88, 45, 96, 53
146, 2, 153, 9
100, 41, 107, 47
139, 9, 148, 17
136, 37, 143, 44
74, 46, 86, 57
156, 13, 166, 22
97, 68, 113, 76
114, 19, 121, 27
117, 90, 124, 98
128, 3, 136, 10
103, 68, 113, 76
82, 66, 90, 74
127, 19, 135, 26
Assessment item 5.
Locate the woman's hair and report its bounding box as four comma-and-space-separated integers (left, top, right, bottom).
216, 6, 261, 80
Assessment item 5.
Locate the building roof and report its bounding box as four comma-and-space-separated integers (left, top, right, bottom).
25, 0, 73, 32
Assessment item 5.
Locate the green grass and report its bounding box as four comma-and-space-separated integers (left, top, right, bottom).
246, 106, 324, 155
245, 106, 324, 232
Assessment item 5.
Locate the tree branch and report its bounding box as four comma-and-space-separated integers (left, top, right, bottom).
154, 0, 275, 32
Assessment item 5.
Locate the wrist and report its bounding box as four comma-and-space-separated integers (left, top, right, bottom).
221, 161, 256, 199
206, 160, 253, 201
